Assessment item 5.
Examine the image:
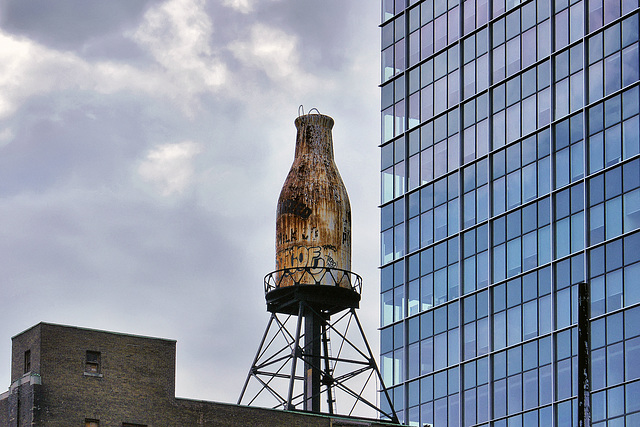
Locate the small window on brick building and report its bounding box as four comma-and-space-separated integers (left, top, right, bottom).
85, 351, 101, 374
122, 423, 147, 427
85, 419, 99, 427
23, 350, 31, 374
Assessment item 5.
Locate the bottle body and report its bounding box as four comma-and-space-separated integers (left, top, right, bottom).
275, 114, 351, 287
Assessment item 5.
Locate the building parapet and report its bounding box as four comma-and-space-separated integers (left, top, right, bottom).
0, 372, 41, 400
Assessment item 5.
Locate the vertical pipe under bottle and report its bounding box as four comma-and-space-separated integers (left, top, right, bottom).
304, 309, 321, 412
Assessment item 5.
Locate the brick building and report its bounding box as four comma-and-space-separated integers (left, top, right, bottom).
0, 323, 403, 427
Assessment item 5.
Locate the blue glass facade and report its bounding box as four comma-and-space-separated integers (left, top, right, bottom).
379, 0, 640, 425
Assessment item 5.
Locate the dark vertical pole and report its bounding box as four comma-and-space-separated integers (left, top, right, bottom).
578, 281, 591, 427
304, 307, 321, 412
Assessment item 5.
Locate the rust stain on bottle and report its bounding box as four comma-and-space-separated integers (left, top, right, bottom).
275, 113, 351, 287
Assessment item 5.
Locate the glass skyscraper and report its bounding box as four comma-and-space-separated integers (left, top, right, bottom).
379, 0, 640, 425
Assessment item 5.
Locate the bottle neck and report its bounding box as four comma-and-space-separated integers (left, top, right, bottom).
294, 114, 335, 161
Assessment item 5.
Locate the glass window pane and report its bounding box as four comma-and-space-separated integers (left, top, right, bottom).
507, 306, 522, 344
626, 337, 640, 381
606, 196, 623, 239
623, 116, 640, 158
608, 342, 624, 385
508, 374, 523, 413
494, 378, 507, 418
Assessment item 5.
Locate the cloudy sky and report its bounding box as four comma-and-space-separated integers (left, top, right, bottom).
0, 0, 381, 407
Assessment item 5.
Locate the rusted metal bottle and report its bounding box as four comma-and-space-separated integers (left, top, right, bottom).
275, 112, 351, 287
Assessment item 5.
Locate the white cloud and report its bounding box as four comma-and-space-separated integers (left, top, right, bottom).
222, 0, 255, 13
229, 23, 316, 88
0, 32, 67, 118
0, 127, 14, 147
0, 31, 172, 118
221, 0, 283, 14
131, 0, 226, 92
138, 141, 202, 196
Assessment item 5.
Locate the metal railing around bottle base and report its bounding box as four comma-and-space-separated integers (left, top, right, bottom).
264, 267, 362, 296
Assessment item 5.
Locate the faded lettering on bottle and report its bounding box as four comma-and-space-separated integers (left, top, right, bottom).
279, 199, 312, 219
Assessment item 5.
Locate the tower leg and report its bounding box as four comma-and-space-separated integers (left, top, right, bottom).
350, 308, 399, 423
286, 304, 304, 410
238, 313, 275, 405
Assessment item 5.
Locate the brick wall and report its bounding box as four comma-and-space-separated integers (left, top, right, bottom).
0, 392, 7, 426
0, 378, 40, 427
22, 323, 176, 426
10, 325, 40, 384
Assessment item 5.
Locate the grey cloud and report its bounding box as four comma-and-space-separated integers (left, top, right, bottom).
0, 0, 382, 413
0, 95, 152, 195
0, 0, 154, 52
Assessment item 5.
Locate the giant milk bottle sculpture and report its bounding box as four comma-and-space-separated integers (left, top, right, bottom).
275, 112, 351, 287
